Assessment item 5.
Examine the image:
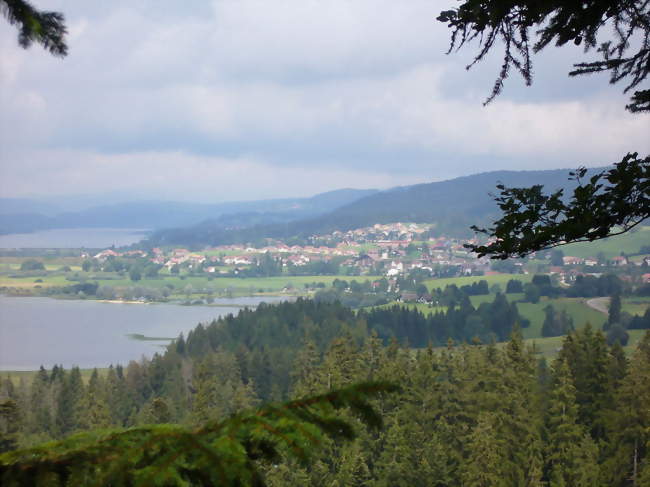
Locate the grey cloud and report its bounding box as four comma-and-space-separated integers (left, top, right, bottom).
1, 0, 648, 201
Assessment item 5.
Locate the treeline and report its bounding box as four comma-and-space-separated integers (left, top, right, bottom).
505, 273, 650, 301
312, 277, 494, 310
80, 255, 161, 281
314, 278, 396, 308
359, 294, 526, 344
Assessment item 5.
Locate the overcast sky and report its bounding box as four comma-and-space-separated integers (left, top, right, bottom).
1, 0, 648, 204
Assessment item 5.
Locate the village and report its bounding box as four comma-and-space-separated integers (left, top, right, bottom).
89, 222, 650, 287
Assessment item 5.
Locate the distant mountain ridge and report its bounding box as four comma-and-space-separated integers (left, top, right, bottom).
0, 188, 378, 236
145, 167, 606, 248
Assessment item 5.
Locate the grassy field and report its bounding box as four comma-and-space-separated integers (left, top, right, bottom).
151, 275, 381, 293
0, 270, 381, 296
523, 329, 647, 359
0, 274, 71, 289
424, 273, 533, 291
622, 297, 650, 316
560, 225, 650, 258
517, 297, 607, 339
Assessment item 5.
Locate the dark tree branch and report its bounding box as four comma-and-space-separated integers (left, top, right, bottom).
465, 153, 650, 259
437, 0, 650, 112
0, 0, 67, 57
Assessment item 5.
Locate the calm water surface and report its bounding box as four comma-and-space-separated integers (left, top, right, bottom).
0, 228, 147, 248
0, 295, 285, 370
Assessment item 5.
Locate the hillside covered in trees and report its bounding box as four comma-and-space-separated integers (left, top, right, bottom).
0, 189, 379, 236
145, 167, 602, 248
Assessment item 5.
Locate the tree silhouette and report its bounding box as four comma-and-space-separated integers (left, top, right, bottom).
1, 0, 67, 56
439, 0, 650, 258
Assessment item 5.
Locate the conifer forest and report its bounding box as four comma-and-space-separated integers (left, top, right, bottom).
2, 298, 649, 485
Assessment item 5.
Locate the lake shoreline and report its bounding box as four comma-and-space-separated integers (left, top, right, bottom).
0, 291, 297, 307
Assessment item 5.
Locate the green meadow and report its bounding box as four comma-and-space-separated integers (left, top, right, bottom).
523, 329, 647, 359
559, 225, 650, 258
0, 261, 381, 297
516, 297, 607, 338
622, 297, 650, 316
424, 273, 533, 291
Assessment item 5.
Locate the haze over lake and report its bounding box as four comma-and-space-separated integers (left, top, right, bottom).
0, 228, 147, 249
0, 295, 285, 370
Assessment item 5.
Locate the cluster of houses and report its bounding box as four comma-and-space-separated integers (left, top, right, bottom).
85, 222, 649, 281
548, 255, 650, 284
85, 222, 492, 278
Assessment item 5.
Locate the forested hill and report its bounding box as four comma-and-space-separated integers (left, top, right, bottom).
0, 188, 377, 235
146, 167, 603, 247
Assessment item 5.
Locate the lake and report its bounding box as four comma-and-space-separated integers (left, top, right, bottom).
0, 227, 148, 249
0, 295, 286, 370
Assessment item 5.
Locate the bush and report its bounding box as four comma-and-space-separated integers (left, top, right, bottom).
606, 324, 629, 346
636, 284, 650, 297
506, 279, 524, 293
20, 259, 45, 271
129, 268, 142, 282
523, 283, 541, 303
628, 307, 650, 329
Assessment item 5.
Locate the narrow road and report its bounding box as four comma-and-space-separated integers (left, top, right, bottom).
586, 297, 610, 315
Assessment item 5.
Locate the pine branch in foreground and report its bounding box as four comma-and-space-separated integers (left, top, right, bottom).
0, 381, 398, 486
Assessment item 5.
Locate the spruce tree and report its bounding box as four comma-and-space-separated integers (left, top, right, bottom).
604, 331, 650, 486
606, 293, 623, 331
333, 443, 372, 487
545, 359, 600, 486
558, 325, 613, 440
498, 329, 544, 485
290, 339, 322, 397
104, 365, 131, 427
461, 413, 509, 487
321, 334, 362, 390
608, 341, 629, 395
0, 399, 20, 453
264, 461, 311, 486
191, 354, 226, 424
78, 369, 111, 430
374, 417, 452, 487
54, 367, 84, 437
26, 366, 52, 439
